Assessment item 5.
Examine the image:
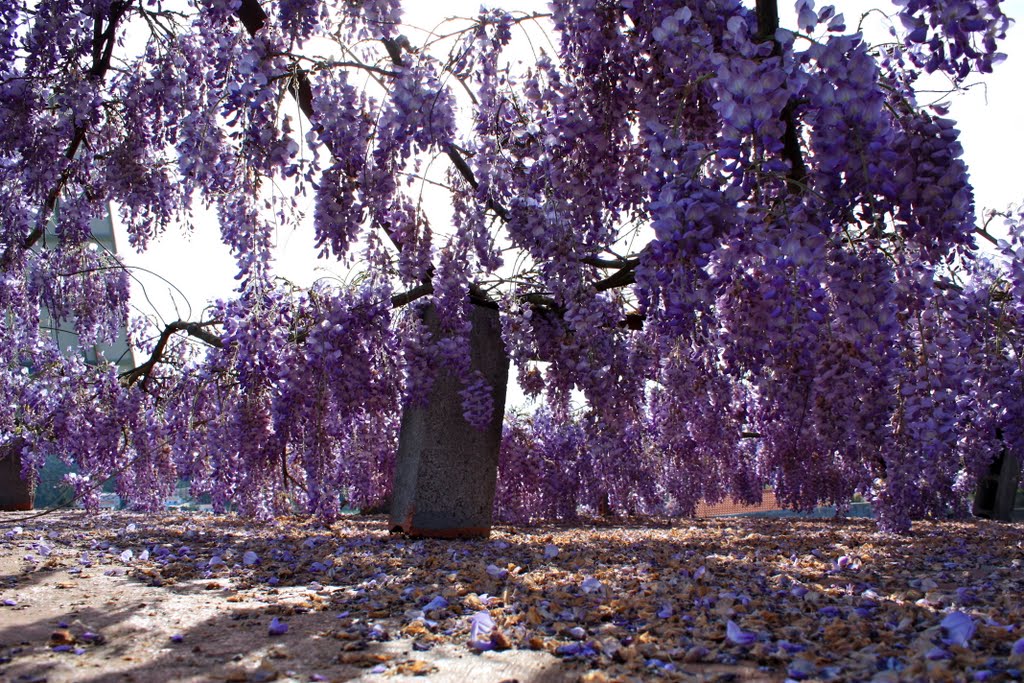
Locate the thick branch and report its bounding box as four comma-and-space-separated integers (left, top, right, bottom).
594, 258, 639, 292
390, 282, 433, 308
756, 0, 809, 190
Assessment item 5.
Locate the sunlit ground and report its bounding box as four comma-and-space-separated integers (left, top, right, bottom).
1, 510, 1022, 682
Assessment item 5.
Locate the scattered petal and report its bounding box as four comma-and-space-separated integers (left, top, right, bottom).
268, 617, 288, 636
468, 610, 494, 650
423, 595, 448, 612
555, 642, 582, 656
941, 611, 975, 647
726, 620, 756, 646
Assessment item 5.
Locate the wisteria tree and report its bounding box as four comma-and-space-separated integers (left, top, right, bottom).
0, 0, 1019, 532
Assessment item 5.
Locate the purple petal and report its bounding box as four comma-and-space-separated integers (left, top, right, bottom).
1011, 637, 1024, 656
423, 595, 449, 612
468, 610, 494, 650
268, 617, 288, 636
726, 620, 756, 646
242, 551, 259, 566
941, 611, 975, 647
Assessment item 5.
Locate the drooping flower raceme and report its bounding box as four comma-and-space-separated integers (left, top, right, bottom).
0, 0, 1018, 533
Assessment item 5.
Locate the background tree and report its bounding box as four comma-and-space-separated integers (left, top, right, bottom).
0, 0, 1018, 532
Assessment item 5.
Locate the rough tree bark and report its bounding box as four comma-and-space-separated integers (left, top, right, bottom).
389, 301, 510, 538
0, 438, 34, 511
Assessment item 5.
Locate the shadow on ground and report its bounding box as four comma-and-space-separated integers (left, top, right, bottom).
0, 511, 1021, 682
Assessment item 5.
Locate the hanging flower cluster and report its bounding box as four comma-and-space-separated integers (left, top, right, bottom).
0, 0, 1018, 533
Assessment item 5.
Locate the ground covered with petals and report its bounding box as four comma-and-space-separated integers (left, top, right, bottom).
1, 511, 1022, 682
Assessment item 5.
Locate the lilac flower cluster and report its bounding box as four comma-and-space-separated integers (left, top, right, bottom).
0, 0, 1019, 533
895, 0, 1010, 78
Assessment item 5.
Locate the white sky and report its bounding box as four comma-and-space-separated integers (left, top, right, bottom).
113, 0, 1024, 327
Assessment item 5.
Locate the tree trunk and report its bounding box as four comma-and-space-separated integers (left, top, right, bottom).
389, 301, 509, 538
0, 438, 34, 511
973, 445, 1021, 522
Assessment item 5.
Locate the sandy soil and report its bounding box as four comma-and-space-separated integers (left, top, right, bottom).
0, 510, 1022, 683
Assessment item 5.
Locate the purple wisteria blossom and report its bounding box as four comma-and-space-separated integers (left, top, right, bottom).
0, 0, 1017, 533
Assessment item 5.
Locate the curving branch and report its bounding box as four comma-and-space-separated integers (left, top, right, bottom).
594, 258, 639, 292
120, 320, 223, 390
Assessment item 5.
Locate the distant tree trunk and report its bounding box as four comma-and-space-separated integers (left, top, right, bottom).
0, 438, 34, 511
973, 442, 1022, 522
389, 301, 509, 538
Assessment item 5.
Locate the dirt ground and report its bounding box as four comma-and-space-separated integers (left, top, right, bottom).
0, 510, 1022, 683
